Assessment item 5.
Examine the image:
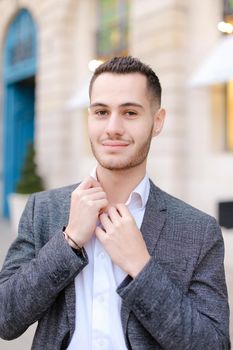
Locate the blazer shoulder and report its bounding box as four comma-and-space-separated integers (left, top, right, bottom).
22, 183, 79, 223
32, 183, 79, 203
150, 180, 219, 226
20, 184, 80, 237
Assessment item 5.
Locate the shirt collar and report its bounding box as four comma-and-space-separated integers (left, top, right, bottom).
90, 167, 150, 209
125, 175, 150, 209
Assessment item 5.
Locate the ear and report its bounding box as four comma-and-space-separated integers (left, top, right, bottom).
152, 108, 166, 137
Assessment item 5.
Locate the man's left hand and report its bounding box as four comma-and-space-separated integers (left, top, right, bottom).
96, 204, 150, 278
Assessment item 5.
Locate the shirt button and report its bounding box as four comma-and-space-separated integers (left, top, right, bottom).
98, 339, 105, 347
99, 252, 105, 259
99, 295, 105, 303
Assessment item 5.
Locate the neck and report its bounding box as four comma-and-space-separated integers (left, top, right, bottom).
96, 163, 147, 206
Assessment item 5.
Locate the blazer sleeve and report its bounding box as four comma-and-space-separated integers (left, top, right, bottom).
117, 217, 230, 350
0, 194, 88, 341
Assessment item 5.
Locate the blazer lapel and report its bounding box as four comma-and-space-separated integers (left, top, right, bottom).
140, 180, 167, 255
121, 180, 167, 338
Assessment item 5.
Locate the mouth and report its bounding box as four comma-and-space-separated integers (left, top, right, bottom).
101, 140, 130, 150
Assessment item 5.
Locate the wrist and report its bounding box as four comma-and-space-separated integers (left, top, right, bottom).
129, 253, 150, 278
63, 231, 77, 249
63, 227, 83, 250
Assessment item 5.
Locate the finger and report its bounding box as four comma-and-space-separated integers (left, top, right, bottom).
80, 187, 105, 196
73, 185, 104, 197
115, 203, 131, 217
95, 226, 107, 243
78, 176, 101, 190
84, 191, 107, 202
95, 198, 108, 212
71, 187, 104, 201
89, 176, 102, 188
99, 213, 112, 231
108, 206, 121, 222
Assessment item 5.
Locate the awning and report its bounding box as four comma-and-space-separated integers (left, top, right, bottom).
190, 35, 233, 86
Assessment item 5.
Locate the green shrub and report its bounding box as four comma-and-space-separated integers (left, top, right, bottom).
16, 143, 45, 194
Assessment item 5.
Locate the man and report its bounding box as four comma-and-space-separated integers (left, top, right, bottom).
0, 56, 230, 349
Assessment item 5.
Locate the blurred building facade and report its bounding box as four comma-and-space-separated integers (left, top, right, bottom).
0, 0, 233, 220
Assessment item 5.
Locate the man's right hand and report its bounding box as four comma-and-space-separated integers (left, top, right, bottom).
65, 176, 108, 247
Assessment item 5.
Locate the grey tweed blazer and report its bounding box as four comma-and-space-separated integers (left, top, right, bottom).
0, 181, 230, 349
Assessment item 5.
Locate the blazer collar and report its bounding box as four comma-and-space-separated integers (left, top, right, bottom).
141, 180, 167, 254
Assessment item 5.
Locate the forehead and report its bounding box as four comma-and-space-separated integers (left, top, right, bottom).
90, 73, 149, 105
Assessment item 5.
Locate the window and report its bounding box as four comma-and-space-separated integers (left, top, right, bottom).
96, 0, 129, 59
223, 0, 233, 150
4, 8, 37, 82
226, 81, 233, 150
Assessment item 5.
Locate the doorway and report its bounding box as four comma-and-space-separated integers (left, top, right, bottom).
2, 9, 37, 217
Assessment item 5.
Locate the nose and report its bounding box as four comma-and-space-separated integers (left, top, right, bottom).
105, 113, 124, 137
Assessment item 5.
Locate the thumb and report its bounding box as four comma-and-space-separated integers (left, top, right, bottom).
79, 176, 101, 190
95, 226, 107, 243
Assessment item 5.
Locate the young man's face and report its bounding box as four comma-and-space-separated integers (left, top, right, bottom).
88, 72, 165, 171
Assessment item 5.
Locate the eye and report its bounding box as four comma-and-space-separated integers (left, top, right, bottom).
125, 111, 137, 117
95, 110, 108, 117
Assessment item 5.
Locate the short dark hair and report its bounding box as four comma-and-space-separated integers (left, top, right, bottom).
89, 56, 162, 106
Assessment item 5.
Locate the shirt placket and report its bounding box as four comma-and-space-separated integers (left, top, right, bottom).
92, 238, 111, 350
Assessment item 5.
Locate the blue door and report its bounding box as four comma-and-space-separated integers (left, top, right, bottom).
2, 9, 37, 217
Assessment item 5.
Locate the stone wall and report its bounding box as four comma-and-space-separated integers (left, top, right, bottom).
129, 0, 188, 198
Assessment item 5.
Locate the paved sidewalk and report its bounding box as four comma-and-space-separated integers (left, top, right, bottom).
0, 219, 232, 348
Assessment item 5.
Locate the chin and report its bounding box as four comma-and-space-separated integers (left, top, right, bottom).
98, 161, 128, 171
97, 158, 144, 171
91, 144, 149, 171
94, 153, 127, 169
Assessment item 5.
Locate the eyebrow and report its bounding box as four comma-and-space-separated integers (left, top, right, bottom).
89, 102, 144, 110
89, 103, 108, 109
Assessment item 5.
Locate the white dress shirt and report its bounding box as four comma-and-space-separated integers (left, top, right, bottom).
67, 171, 150, 350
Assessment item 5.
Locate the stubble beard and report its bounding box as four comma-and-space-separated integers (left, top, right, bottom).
90, 128, 153, 171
